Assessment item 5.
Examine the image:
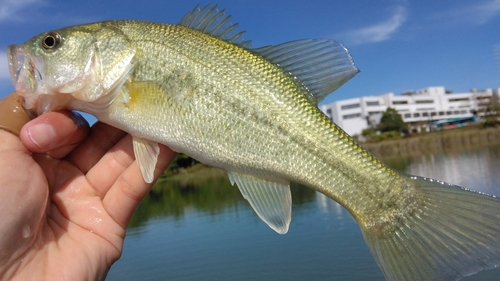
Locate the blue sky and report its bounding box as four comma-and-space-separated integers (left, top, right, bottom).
0, 0, 499, 105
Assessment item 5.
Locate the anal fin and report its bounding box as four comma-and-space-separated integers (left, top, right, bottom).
132, 136, 160, 183
228, 172, 292, 234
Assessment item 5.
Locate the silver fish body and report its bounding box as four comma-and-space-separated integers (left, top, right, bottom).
7, 5, 500, 281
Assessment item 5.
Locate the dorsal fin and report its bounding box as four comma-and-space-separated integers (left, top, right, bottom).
254, 39, 359, 103
179, 5, 359, 103
178, 4, 251, 48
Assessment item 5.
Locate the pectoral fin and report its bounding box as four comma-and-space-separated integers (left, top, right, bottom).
132, 136, 160, 183
228, 173, 292, 234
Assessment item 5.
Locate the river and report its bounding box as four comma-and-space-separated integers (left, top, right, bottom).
106, 145, 500, 281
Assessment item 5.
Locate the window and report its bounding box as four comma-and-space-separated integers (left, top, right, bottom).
341, 103, 360, 110
404, 113, 411, 118
368, 111, 382, 115
414, 113, 420, 117
431, 112, 437, 117
326, 109, 332, 120
393, 100, 408, 105
449, 98, 469, 102
366, 101, 380, 106
415, 100, 434, 104
343, 113, 361, 120
423, 112, 429, 117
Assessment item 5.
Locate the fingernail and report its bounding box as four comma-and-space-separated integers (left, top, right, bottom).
28, 123, 56, 149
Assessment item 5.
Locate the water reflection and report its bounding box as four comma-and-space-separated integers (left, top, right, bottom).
129, 169, 318, 229
107, 145, 500, 281
382, 145, 500, 196
128, 170, 243, 228
315, 192, 344, 216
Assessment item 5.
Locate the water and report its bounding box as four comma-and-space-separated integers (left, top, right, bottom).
106, 146, 500, 281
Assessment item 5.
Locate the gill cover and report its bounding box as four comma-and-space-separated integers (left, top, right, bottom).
8, 23, 136, 114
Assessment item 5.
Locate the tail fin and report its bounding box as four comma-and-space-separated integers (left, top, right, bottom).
361, 176, 500, 281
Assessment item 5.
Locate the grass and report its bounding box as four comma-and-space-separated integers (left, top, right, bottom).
361, 125, 500, 158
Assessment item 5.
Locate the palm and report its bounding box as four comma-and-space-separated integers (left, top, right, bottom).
0, 111, 175, 281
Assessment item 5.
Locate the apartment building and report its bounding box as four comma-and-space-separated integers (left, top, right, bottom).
319, 86, 500, 136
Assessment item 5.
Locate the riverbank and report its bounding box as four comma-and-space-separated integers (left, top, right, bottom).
162, 126, 500, 180
361, 126, 500, 158
162, 163, 226, 184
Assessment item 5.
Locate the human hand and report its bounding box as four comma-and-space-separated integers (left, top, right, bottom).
0, 110, 176, 281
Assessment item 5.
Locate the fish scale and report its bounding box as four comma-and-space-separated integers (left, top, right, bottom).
7, 4, 500, 280
113, 21, 395, 220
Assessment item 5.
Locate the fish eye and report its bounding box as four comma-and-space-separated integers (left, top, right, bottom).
41, 32, 62, 50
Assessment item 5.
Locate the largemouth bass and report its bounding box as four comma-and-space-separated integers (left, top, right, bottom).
7, 4, 500, 281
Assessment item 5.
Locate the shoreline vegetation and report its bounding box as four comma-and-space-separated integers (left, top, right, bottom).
162, 125, 500, 181
361, 125, 500, 158
162, 163, 227, 184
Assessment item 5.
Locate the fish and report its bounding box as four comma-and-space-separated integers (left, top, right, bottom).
6, 4, 500, 281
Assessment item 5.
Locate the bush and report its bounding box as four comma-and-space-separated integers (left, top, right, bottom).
362, 127, 377, 137
483, 117, 500, 128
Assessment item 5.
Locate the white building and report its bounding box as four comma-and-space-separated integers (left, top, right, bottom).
319, 86, 500, 136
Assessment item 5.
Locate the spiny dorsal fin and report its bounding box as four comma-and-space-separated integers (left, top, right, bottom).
179, 5, 359, 103
253, 39, 359, 103
178, 4, 251, 48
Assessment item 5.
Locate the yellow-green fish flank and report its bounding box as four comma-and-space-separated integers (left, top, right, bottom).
7, 5, 500, 281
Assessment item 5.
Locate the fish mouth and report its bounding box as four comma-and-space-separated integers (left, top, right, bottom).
7, 44, 47, 113
8, 45, 44, 94
7, 45, 25, 89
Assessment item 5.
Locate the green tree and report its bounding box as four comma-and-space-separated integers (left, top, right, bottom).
378, 107, 408, 135
483, 96, 500, 127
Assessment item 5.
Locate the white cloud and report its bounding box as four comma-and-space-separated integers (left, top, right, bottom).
0, 0, 96, 27
477, 0, 500, 22
435, 0, 500, 26
337, 6, 408, 46
0, 0, 43, 22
